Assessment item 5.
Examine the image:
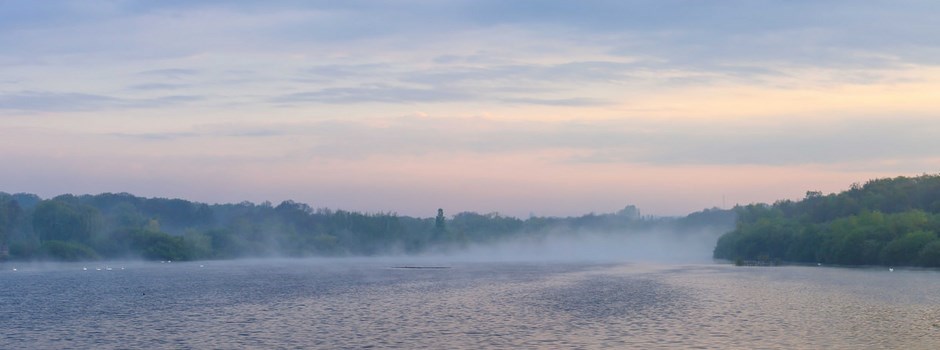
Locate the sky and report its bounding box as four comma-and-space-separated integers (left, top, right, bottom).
2, 0, 940, 217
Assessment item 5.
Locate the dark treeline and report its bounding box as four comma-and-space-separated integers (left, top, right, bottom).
714, 174, 940, 267
0, 192, 734, 262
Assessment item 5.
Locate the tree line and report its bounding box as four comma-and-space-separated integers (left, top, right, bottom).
714, 174, 940, 267
0, 193, 734, 262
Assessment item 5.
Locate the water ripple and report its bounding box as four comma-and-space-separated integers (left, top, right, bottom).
1, 261, 938, 349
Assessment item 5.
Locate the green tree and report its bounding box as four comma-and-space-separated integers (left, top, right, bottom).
918, 240, 940, 267
41, 240, 100, 261
33, 200, 102, 245
880, 230, 936, 266
0, 194, 23, 259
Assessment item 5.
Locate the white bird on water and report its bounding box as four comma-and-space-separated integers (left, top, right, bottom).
889, 268, 894, 272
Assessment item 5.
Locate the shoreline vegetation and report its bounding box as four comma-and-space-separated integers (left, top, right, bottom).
714, 174, 940, 268
5, 174, 936, 267
0, 192, 733, 262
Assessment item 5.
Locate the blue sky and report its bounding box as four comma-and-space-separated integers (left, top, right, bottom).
2, 1, 939, 216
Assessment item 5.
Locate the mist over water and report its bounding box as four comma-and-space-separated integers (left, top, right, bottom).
438, 228, 725, 264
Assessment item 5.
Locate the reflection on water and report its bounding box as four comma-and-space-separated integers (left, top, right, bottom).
1, 260, 938, 349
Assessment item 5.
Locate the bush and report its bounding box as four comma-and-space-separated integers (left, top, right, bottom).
41, 240, 100, 261
880, 231, 936, 266
918, 240, 940, 267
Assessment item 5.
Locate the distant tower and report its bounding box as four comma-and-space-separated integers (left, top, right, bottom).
434, 208, 446, 233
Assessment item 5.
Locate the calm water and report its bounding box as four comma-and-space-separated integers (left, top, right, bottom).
2, 259, 939, 349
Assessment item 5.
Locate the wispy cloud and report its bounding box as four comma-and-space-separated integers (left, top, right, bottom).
402, 61, 641, 86
297, 64, 392, 83
107, 123, 288, 141
107, 131, 200, 141
271, 85, 474, 105
496, 97, 608, 106
127, 83, 190, 91
258, 115, 937, 169
137, 69, 199, 79
0, 91, 203, 112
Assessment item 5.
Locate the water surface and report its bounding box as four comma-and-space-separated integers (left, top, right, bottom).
2, 260, 938, 349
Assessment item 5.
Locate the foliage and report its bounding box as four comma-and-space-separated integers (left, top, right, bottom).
714, 174, 940, 267
0, 193, 24, 253
32, 199, 102, 244
41, 240, 100, 261
0, 191, 732, 262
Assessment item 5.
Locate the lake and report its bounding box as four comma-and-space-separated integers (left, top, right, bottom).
2, 259, 938, 349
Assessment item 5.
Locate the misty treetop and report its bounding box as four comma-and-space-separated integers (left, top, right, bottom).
0, 192, 734, 262
714, 174, 940, 267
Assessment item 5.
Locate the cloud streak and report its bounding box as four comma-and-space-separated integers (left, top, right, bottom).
95, 115, 939, 169
0, 91, 203, 113
272, 85, 475, 105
